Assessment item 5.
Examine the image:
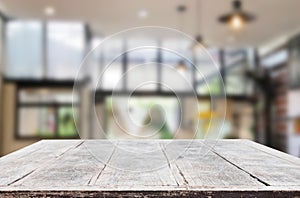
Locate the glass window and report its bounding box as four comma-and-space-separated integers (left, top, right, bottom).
196, 99, 231, 139
17, 86, 80, 139
58, 107, 78, 137
47, 22, 85, 79
161, 39, 193, 92
100, 39, 123, 90
195, 48, 221, 95
127, 38, 158, 91
5, 21, 43, 78
261, 50, 288, 68
289, 36, 300, 88
224, 49, 253, 95
105, 96, 180, 139
19, 107, 56, 138
18, 106, 78, 138
88, 38, 102, 86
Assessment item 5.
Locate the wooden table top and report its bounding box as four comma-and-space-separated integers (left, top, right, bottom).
0, 139, 300, 197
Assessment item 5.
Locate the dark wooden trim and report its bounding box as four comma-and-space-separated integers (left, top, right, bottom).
192, 50, 197, 91
253, 48, 261, 143
54, 103, 59, 138
219, 49, 226, 90
13, 83, 19, 141
94, 90, 256, 103
13, 135, 80, 141
3, 78, 89, 88
84, 23, 93, 43
18, 103, 78, 107
1, 190, 299, 197
122, 40, 128, 90
157, 40, 162, 92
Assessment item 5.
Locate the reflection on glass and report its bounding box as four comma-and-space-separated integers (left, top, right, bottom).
58, 107, 77, 137
105, 97, 179, 139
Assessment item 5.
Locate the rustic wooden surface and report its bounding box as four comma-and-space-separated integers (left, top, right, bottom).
0, 139, 300, 197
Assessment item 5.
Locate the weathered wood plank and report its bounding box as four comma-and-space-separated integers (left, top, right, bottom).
160, 140, 266, 189
245, 140, 300, 166
6, 140, 118, 189
206, 140, 300, 186
94, 140, 180, 189
0, 139, 300, 197
0, 140, 83, 186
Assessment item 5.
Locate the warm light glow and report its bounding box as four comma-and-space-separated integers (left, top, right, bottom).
177, 65, 186, 72
138, 10, 148, 19
176, 62, 187, 75
229, 14, 244, 30
44, 6, 56, 16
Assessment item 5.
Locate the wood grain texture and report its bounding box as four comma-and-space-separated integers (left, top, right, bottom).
0, 139, 300, 197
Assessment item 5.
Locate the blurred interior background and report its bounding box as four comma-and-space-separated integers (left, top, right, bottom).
0, 0, 300, 158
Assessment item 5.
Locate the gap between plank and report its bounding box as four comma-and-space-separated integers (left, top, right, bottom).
159, 143, 183, 187
88, 141, 119, 185
212, 150, 270, 186
7, 170, 35, 186
56, 141, 84, 158
175, 163, 189, 186
160, 144, 171, 169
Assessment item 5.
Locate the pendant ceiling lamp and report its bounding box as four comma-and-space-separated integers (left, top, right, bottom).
192, 0, 206, 49
218, 0, 255, 31
176, 4, 188, 72
176, 60, 187, 73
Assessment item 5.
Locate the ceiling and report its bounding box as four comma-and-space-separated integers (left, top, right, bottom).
0, 0, 300, 47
